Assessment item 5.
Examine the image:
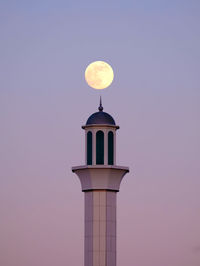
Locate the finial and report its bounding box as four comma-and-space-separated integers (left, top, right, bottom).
98, 96, 103, 112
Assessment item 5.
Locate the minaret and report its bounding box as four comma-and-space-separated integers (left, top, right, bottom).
72, 98, 129, 266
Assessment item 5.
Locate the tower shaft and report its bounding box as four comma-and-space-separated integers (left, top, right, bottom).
85, 190, 116, 266
72, 101, 129, 266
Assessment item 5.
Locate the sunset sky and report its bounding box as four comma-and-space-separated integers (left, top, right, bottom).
1, 1, 200, 266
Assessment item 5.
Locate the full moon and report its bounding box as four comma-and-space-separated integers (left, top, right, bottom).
85, 61, 114, 90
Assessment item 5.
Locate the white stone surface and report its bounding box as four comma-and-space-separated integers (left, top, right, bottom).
85, 192, 93, 266
72, 165, 129, 191
83, 191, 118, 266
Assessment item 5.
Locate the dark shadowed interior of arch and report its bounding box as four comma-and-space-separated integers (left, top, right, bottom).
108, 131, 114, 165
87, 131, 92, 165
96, 130, 104, 164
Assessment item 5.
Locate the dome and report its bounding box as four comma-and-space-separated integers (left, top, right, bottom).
86, 97, 116, 126
86, 111, 115, 125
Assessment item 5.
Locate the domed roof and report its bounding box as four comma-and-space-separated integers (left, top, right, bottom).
86, 97, 116, 126
86, 111, 116, 125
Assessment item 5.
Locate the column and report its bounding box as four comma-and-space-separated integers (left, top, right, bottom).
104, 130, 108, 165
84, 190, 117, 266
92, 129, 96, 165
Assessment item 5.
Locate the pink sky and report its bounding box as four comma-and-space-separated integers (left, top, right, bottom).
0, 1, 200, 266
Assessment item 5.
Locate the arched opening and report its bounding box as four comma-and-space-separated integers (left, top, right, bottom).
87, 131, 92, 165
96, 130, 104, 164
108, 131, 114, 165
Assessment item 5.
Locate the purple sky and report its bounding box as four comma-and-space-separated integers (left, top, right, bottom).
1, 1, 200, 266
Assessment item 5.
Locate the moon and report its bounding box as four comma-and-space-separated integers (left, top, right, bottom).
85, 61, 114, 90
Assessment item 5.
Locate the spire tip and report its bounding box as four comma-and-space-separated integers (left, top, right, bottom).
98, 96, 103, 112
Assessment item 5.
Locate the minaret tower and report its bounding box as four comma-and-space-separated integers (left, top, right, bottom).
72, 98, 129, 266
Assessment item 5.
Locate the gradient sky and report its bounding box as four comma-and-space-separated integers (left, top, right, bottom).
1, 1, 200, 266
